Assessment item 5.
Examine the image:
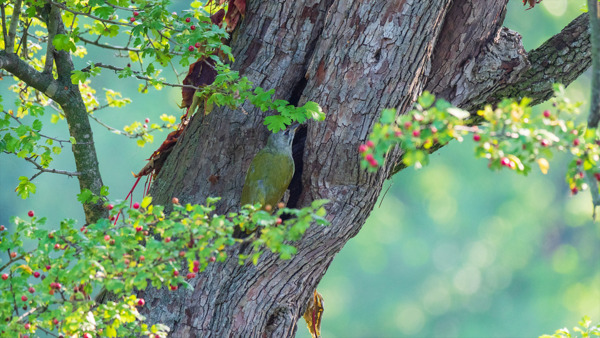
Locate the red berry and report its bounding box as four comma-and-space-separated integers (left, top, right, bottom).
133, 202, 140, 209
577, 159, 583, 166
28, 287, 35, 294
473, 134, 481, 142
209, 256, 216, 263
193, 266, 199, 272
137, 299, 145, 306
136, 226, 143, 232
365, 154, 374, 162
104, 235, 110, 241
133, 11, 139, 16
24, 323, 30, 330
129, 17, 135, 22
430, 126, 438, 134
107, 204, 114, 210
170, 285, 178, 291
0, 225, 5, 231
179, 251, 186, 257
404, 121, 412, 129
54, 243, 60, 250
185, 17, 191, 23
165, 237, 171, 243
45, 265, 51, 270
573, 139, 580, 146
366, 140, 375, 148
33, 272, 40, 278
139, 255, 145, 261
571, 187, 578, 195
595, 173, 600, 181
188, 45, 195, 51
395, 130, 402, 137
276, 218, 282, 225
1, 274, 8, 280
145, 118, 150, 123
369, 159, 379, 167
500, 157, 510, 167
195, 42, 201, 48
9, 252, 16, 259
83, 333, 91, 338
53, 318, 59, 325
541, 139, 549, 147
172, 197, 180, 204
543, 110, 551, 118
191, 25, 196, 30
186, 273, 196, 279
412, 129, 421, 137
21, 295, 27, 302
358, 144, 368, 153
27, 210, 34, 217
193, 260, 200, 267
173, 270, 179, 277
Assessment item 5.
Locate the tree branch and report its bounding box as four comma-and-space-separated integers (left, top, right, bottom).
48, 0, 134, 28
587, 0, 600, 128
78, 35, 141, 52
1, 4, 8, 46
43, 3, 60, 74
0, 50, 61, 97
490, 13, 591, 107
6, 0, 22, 52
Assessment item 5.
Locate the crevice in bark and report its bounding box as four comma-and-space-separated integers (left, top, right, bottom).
287, 124, 307, 209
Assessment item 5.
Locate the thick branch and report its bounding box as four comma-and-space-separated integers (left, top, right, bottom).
587, 0, 600, 128
6, 0, 22, 52
0, 50, 60, 96
491, 13, 591, 107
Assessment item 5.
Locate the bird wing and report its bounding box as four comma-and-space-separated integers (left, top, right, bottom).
240, 150, 294, 208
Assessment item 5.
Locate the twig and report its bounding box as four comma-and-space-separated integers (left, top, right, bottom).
24, 156, 81, 178
85, 62, 199, 90
48, 0, 134, 27
16, 19, 31, 57
78, 35, 141, 52
6, 0, 22, 52
1, 110, 71, 145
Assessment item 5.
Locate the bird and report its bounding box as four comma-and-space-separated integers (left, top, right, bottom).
240, 124, 300, 211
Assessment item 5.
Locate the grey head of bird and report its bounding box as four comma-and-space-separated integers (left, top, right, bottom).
265, 123, 300, 153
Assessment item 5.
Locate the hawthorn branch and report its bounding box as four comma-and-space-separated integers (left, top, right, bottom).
78, 35, 141, 52
23, 156, 81, 180
1, 110, 71, 145
85, 62, 199, 89
48, 0, 134, 27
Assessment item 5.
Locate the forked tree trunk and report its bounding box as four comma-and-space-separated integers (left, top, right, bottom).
141, 0, 589, 336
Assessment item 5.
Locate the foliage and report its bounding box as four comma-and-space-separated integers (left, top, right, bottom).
0, 193, 329, 337
540, 316, 600, 338
361, 85, 600, 205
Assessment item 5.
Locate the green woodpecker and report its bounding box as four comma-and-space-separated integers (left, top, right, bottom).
241, 124, 299, 210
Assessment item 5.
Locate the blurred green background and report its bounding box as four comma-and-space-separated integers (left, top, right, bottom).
1, 0, 599, 337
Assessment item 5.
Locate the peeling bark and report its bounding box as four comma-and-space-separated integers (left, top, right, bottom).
144, 0, 592, 336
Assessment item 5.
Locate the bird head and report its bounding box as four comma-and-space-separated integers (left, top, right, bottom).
266, 123, 300, 152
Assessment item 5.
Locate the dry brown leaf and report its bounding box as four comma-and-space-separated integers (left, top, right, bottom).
303, 290, 324, 338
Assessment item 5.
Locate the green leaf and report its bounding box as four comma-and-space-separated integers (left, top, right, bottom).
303, 101, 325, 121
100, 186, 110, 196
70, 70, 90, 85
32, 119, 42, 131
15, 176, 36, 199
264, 115, 291, 133
77, 189, 94, 204
52, 34, 76, 52
418, 91, 435, 108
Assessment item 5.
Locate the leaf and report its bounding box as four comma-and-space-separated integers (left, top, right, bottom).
264, 115, 291, 132
15, 176, 36, 199
141, 196, 153, 208
303, 290, 324, 338
303, 101, 325, 121
446, 107, 470, 120
418, 91, 435, 108
537, 158, 550, 174
52, 34, 76, 52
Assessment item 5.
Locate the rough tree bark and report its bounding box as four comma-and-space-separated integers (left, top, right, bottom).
142, 0, 591, 336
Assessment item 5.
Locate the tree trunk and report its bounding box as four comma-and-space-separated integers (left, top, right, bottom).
141, 0, 590, 336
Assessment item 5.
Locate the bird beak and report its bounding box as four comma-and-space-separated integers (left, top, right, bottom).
288, 123, 300, 132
